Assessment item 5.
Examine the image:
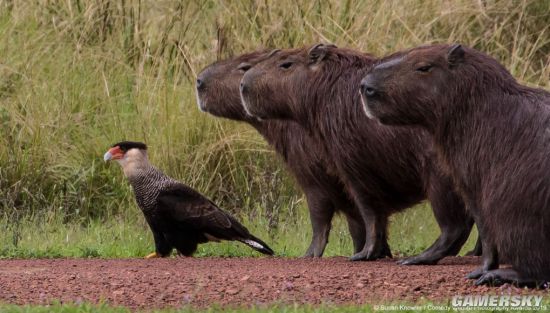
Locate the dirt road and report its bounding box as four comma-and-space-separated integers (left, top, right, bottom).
0, 257, 547, 309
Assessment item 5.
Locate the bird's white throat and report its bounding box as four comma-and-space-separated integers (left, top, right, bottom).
116, 148, 151, 178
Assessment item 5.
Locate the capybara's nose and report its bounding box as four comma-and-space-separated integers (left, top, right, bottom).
360, 77, 378, 97
196, 79, 205, 90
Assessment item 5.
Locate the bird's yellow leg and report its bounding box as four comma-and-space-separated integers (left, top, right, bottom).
144, 252, 160, 259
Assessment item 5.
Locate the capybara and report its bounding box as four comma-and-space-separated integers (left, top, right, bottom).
240, 44, 478, 264
361, 44, 550, 287
196, 51, 366, 257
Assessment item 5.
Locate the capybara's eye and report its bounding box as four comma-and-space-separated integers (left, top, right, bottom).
416, 65, 433, 72
237, 63, 252, 72
279, 62, 293, 69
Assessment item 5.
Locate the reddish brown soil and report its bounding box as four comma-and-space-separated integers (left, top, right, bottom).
0, 257, 547, 309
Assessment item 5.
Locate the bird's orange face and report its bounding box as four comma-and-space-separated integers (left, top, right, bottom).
103, 146, 125, 161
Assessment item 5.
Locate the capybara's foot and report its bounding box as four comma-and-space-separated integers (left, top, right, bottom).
467, 249, 498, 279
397, 255, 439, 266
396, 244, 450, 265
349, 243, 391, 261
475, 268, 519, 287
467, 266, 485, 279
475, 268, 548, 288
302, 251, 321, 258
303, 243, 324, 258
349, 250, 369, 261
303, 246, 315, 258
144, 252, 160, 259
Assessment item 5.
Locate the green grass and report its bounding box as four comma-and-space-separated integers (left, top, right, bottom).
5, 300, 543, 313
0, 200, 478, 258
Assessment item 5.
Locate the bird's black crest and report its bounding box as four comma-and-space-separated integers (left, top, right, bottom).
111, 141, 147, 152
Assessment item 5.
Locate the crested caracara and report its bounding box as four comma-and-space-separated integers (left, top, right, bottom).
104, 141, 274, 258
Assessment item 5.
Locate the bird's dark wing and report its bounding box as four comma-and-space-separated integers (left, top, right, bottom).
156, 183, 249, 238
157, 183, 274, 255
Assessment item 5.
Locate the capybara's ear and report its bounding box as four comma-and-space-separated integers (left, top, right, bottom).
308, 43, 336, 64
447, 44, 465, 67
268, 49, 281, 57
237, 62, 252, 71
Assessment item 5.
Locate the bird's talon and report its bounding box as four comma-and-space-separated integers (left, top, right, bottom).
145, 252, 160, 259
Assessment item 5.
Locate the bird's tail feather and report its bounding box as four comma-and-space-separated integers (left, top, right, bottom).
240, 235, 274, 255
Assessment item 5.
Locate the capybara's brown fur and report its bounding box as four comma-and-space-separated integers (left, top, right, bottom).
361, 44, 550, 287
240, 44, 477, 263
196, 51, 366, 257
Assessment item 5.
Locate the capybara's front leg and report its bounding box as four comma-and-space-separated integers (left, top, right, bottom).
467, 224, 498, 279
303, 191, 335, 258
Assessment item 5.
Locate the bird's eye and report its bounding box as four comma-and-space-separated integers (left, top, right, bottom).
416, 64, 433, 72
279, 62, 293, 69
237, 63, 252, 72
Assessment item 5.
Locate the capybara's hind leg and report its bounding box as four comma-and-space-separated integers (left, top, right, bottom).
349, 211, 390, 261
398, 219, 473, 265
398, 202, 473, 265
400, 175, 474, 265
344, 212, 366, 255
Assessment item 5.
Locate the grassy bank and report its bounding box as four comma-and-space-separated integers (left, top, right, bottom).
0, 0, 547, 258
0, 199, 479, 258
4, 299, 547, 313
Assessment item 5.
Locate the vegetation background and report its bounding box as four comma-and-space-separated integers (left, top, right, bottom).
0, 0, 549, 259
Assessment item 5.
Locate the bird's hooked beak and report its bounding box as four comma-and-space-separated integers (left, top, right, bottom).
104, 146, 124, 162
